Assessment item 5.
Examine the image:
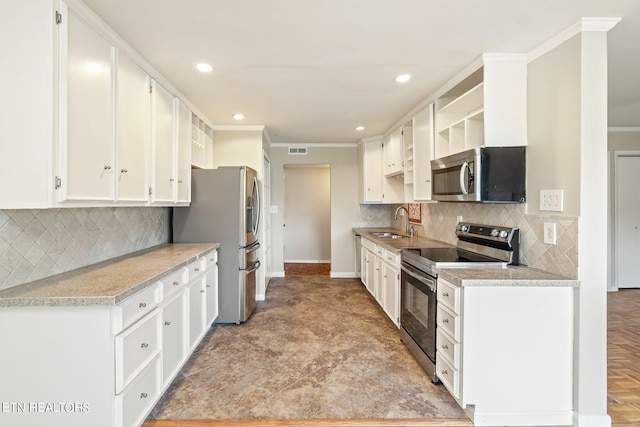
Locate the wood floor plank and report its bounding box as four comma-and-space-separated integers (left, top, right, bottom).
143, 418, 473, 426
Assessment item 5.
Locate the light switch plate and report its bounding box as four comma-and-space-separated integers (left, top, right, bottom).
544, 222, 557, 245
540, 190, 564, 212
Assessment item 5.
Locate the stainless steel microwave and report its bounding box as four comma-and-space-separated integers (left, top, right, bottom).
431, 147, 526, 203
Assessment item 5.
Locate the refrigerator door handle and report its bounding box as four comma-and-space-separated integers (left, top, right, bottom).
243, 260, 261, 274
244, 241, 261, 253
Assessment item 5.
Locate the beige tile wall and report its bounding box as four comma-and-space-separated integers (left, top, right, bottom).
394, 202, 578, 279
0, 207, 170, 291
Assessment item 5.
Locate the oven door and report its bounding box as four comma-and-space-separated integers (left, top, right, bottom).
400, 262, 437, 364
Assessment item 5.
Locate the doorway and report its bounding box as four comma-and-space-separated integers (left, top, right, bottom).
283, 164, 331, 276
613, 151, 640, 288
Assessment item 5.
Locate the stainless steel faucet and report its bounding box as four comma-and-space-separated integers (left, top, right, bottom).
394, 205, 410, 236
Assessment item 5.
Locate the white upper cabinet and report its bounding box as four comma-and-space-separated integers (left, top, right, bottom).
434, 54, 527, 158
150, 80, 176, 204
0, 0, 202, 209
57, 4, 114, 202
412, 103, 435, 201
176, 100, 192, 203
115, 53, 150, 202
360, 137, 383, 203
384, 127, 404, 177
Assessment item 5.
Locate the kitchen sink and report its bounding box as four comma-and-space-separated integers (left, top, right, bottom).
371, 232, 408, 239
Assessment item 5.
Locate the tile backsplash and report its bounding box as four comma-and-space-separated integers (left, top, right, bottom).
393, 202, 578, 279
0, 207, 170, 291
358, 204, 393, 227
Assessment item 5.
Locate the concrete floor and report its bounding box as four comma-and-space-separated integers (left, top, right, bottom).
148, 276, 466, 421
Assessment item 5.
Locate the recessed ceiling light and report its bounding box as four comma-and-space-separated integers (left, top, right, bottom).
355, 126, 365, 131
395, 74, 412, 83
196, 63, 213, 73
233, 114, 245, 120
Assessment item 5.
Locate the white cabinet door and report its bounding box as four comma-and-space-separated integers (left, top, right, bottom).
205, 266, 219, 326
382, 262, 399, 326
187, 276, 207, 351
116, 52, 150, 202
412, 104, 434, 201
161, 290, 187, 387
150, 80, 176, 204
58, 5, 114, 202
384, 127, 403, 177
176, 99, 192, 203
362, 139, 383, 203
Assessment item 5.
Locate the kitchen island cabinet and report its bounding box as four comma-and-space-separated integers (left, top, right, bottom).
435, 269, 577, 426
0, 243, 219, 427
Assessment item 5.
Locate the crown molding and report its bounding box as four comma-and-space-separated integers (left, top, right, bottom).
608, 127, 640, 133
271, 143, 359, 148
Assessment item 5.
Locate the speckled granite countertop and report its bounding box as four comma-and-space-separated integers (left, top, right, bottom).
0, 243, 219, 307
353, 227, 455, 252
436, 265, 578, 287
354, 227, 577, 287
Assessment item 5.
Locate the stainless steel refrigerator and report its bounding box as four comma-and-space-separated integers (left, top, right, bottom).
173, 166, 260, 324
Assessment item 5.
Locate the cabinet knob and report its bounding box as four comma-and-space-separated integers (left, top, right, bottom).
169, 178, 175, 182
442, 344, 449, 350
173, 281, 179, 286
140, 343, 149, 348
206, 285, 211, 288
178, 180, 183, 183
200, 289, 205, 293
443, 318, 449, 324
120, 169, 128, 173
442, 292, 449, 297
164, 321, 171, 326
104, 165, 112, 170
139, 302, 147, 308
140, 393, 148, 399
441, 370, 448, 375
194, 268, 200, 272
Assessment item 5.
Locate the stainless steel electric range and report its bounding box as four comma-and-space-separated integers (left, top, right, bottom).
399, 222, 520, 382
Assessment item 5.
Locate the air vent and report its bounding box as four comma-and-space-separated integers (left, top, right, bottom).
288, 147, 308, 155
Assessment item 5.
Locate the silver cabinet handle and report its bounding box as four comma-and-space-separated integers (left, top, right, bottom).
441, 370, 448, 375
139, 302, 147, 308
442, 292, 449, 297
104, 165, 111, 170
140, 393, 148, 399
169, 178, 175, 182
173, 281, 179, 286
200, 289, 205, 293
140, 343, 149, 348
206, 285, 211, 288
442, 344, 449, 350
164, 321, 171, 326
194, 268, 200, 272
443, 318, 449, 324
120, 169, 128, 173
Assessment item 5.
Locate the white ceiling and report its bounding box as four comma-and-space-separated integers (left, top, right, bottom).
81, 0, 640, 145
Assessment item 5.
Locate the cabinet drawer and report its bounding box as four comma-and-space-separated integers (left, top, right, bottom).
383, 248, 399, 266
187, 257, 206, 278
115, 283, 160, 332
115, 309, 161, 394
437, 278, 460, 314
160, 267, 188, 300
206, 249, 218, 265
436, 354, 460, 399
362, 237, 376, 252
437, 304, 461, 341
436, 328, 460, 369
116, 355, 161, 427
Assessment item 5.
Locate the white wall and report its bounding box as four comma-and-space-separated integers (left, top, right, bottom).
283, 165, 331, 262
527, 35, 582, 216
270, 145, 360, 277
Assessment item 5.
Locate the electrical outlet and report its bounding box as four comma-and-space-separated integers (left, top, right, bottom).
544, 222, 557, 245
540, 190, 564, 212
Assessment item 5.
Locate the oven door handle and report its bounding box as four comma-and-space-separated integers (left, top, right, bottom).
401, 264, 436, 292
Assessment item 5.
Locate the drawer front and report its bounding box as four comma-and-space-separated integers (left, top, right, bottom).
361, 237, 376, 252
187, 257, 207, 278
436, 328, 460, 369
206, 249, 218, 265
383, 248, 399, 266
117, 283, 160, 332
437, 304, 461, 341
115, 310, 161, 394
161, 291, 187, 387
436, 353, 460, 399
437, 278, 460, 314
116, 355, 161, 427
161, 267, 188, 300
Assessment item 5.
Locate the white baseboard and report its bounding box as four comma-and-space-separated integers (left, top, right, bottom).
330, 272, 359, 278
255, 293, 265, 301
271, 271, 285, 278
283, 260, 331, 263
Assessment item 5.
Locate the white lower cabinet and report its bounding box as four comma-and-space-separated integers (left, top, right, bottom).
0, 247, 218, 427
436, 276, 574, 426
359, 237, 400, 326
